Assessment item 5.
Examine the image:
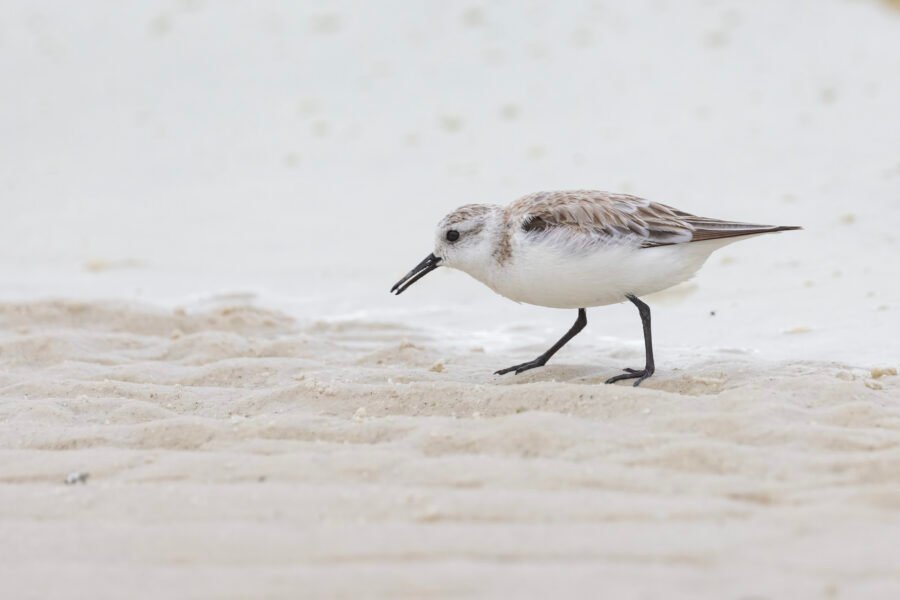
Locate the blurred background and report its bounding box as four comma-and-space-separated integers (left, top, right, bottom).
2, 0, 899, 361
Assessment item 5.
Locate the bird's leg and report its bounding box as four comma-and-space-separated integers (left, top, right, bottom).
606, 295, 655, 387
495, 309, 587, 375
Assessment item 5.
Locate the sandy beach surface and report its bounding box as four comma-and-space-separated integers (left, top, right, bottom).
1, 299, 900, 599
2, 0, 900, 598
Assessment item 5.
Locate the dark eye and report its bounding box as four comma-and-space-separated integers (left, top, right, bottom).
446, 230, 460, 242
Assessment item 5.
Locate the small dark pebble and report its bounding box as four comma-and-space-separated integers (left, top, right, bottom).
65, 472, 89, 485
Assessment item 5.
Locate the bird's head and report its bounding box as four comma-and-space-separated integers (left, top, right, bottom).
390, 204, 502, 295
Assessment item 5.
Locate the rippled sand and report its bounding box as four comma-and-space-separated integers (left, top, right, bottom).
2, 301, 898, 598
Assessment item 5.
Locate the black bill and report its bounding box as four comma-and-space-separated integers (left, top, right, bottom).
390, 253, 442, 295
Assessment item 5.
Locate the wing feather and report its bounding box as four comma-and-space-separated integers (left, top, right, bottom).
507, 190, 799, 248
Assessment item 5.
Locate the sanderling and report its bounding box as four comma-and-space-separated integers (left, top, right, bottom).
391, 190, 800, 386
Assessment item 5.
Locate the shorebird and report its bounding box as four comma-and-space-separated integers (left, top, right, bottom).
391, 190, 800, 386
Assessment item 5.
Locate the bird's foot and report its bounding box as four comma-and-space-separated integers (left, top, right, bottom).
494, 358, 547, 376
605, 367, 654, 387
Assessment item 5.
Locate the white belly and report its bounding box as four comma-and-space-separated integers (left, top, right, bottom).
476, 237, 732, 309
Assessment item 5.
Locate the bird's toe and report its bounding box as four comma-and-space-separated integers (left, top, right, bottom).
495, 359, 546, 376
606, 368, 654, 386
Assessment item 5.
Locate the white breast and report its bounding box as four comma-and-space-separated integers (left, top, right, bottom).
473, 232, 735, 309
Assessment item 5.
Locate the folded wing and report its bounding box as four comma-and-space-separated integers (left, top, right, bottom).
507, 190, 799, 248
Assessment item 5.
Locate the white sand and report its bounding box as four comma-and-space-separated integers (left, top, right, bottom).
1, 300, 899, 599
2, 0, 900, 598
